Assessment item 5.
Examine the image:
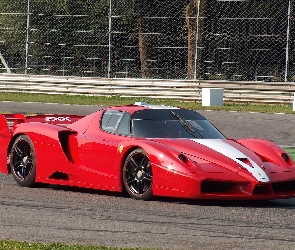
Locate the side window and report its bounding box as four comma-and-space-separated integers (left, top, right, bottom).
101, 111, 130, 135
117, 113, 131, 135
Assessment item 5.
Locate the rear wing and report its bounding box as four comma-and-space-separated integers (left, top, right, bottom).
0, 114, 84, 137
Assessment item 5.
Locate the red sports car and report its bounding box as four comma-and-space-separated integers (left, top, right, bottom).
0, 102, 295, 200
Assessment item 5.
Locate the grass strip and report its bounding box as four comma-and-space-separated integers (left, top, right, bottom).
0, 92, 294, 114
0, 240, 151, 250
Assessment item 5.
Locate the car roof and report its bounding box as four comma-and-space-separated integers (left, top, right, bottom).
104, 103, 206, 120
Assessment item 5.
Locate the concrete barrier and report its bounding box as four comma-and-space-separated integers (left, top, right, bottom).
202, 88, 224, 106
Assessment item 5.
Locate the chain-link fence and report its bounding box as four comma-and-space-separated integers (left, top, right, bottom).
191, 0, 294, 82
0, 0, 294, 81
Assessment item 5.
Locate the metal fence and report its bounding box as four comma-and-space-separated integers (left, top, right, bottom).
0, 0, 294, 81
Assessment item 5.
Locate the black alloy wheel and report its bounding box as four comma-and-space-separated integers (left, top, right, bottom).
10, 135, 36, 187
123, 148, 153, 200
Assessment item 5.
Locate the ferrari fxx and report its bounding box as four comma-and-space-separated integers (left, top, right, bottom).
0, 102, 295, 200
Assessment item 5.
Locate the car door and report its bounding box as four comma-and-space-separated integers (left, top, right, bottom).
71, 110, 131, 190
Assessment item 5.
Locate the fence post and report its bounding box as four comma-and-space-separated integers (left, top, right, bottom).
25, 0, 31, 74
108, 0, 113, 78
285, 0, 292, 82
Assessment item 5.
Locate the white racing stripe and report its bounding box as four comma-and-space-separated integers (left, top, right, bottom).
192, 139, 270, 182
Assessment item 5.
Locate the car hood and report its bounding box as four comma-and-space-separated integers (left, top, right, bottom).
154, 138, 270, 182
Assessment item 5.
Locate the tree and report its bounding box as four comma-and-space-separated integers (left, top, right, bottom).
185, 0, 207, 79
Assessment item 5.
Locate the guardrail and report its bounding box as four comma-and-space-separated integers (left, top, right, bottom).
0, 73, 294, 104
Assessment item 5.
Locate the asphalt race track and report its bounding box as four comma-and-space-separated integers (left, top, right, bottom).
0, 102, 295, 250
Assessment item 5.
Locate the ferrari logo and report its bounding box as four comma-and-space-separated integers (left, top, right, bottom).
118, 145, 124, 153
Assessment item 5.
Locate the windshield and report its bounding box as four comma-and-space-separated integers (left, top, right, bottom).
132, 119, 225, 139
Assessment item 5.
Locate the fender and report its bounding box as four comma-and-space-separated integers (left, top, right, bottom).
11, 123, 77, 183
236, 138, 295, 168
115, 139, 202, 197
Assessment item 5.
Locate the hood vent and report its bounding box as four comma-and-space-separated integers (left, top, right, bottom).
237, 158, 253, 167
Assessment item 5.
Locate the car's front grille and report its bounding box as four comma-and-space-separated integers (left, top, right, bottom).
253, 184, 271, 195
201, 180, 236, 193
272, 180, 295, 193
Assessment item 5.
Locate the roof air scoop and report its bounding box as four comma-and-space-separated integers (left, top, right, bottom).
134, 102, 178, 109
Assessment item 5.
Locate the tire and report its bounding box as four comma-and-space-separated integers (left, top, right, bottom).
10, 135, 36, 187
123, 148, 153, 200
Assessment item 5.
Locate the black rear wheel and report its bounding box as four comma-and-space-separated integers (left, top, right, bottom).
10, 135, 36, 187
123, 149, 153, 200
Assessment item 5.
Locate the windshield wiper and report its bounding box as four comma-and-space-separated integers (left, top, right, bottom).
170, 111, 202, 138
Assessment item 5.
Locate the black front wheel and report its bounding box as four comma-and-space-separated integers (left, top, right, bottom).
10, 135, 36, 187
123, 149, 153, 200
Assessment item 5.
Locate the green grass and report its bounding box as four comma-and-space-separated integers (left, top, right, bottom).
0, 240, 151, 250
283, 147, 295, 160
0, 92, 294, 114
